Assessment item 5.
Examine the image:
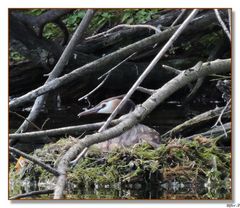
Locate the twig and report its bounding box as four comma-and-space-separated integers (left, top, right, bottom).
9, 147, 61, 176
41, 118, 50, 130
69, 147, 88, 166
212, 99, 231, 137
97, 52, 136, 80
10, 189, 54, 200
185, 122, 231, 140
78, 53, 136, 102
136, 86, 155, 95
228, 9, 231, 35
214, 9, 231, 41
98, 9, 199, 132
10, 111, 41, 131
78, 74, 110, 102
162, 64, 181, 75
171, 9, 187, 27
86, 24, 161, 40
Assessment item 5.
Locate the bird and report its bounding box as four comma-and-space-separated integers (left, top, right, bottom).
78, 95, 161, 152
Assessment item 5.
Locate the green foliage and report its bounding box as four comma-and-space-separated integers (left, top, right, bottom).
121, 9, 159, 24
42, 23, 63, 40
24, 9, 46, 16
63, 10, 86, 31
64, 9, 160, 33
90, 11, 114, 30
10, 51, 25, 62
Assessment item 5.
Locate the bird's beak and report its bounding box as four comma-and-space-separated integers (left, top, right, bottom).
78, 106, 101, 118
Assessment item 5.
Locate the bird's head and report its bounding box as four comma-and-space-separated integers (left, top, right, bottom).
78, 96, 135, 118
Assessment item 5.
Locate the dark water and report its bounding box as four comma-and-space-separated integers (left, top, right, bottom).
9, 101, 220, 134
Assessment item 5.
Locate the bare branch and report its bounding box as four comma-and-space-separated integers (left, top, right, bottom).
10, 11, 221, 110
10, 189, 54, 200
163, 105, 230, 138
162, 64, 181, 75
171, 9, 187, 27
9, 147, 61, 176
10, 119, 121, 142
97, 52, 136, 80
98, 9, 199, 132
136, 86, 155, 95
10, 111, 41, 131
211, 99, 231, 137
214, 9, 231, 41
185, 122, 231, 140
78, 74, 110, 102
78, 52, 136, 102
86, 24, 161, 40
15, 9, 96, 133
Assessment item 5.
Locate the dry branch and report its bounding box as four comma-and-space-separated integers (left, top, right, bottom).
16, 9, 95, 133
10, 119, 121, 144
9, 147, 60, 176
9, 11, 219, 110
162, 105, 230, 138
10, 189, 54, 200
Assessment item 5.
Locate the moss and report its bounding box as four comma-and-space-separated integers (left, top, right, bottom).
9, 136, 231, 199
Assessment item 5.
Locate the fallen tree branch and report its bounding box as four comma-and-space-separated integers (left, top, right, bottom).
171, 9, 187, 27
184, 122, 231, 140
162, 105, 230, 138
15, 9, 95, 133
9, 147, 61, 176
10, 189, 54, 200
9, 10, 220, 109
86, 24, 161, 40
53, 58, 230, 199
10, 119, 122, 143
211, 99, 231, 137
136, 86, 155, 95
214, 9, 231, 41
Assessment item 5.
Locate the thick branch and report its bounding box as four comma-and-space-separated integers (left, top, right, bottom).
10, 119, 121, 143
162, 105, 230, 138
53, 59, 230, 199
16, 9, 95, 133
10, 11, 220, 109
98, 9, 199, 132
10, 189, 54, 200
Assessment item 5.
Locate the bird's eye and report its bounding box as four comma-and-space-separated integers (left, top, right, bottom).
102, 104, 106, 108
